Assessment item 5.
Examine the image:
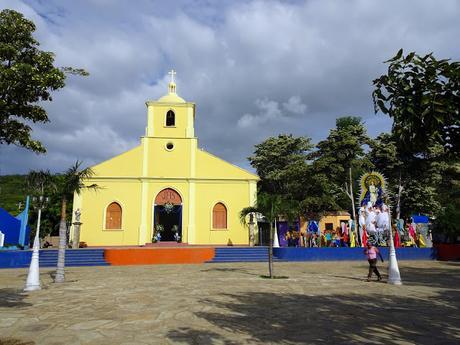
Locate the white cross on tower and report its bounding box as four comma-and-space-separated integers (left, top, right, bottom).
168, 69, 176, 83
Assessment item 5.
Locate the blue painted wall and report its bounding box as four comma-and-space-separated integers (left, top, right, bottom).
0, 249, 109, 268
0, 250, 32, 268
0, 207, 30, 247
273, 247, 437, 261
0, 208, 21, 245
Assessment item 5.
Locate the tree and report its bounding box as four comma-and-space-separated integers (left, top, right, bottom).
0, 175, 27, 213
248, 133, 340, 223
26, 170, 54, 238
54, 161, 97, 283
245, 135, 314, 277
372, 50, 460, 223
312, 116, 372, 232
429, 151, 459, 242
0, 174, 68, 240
0, 9, 88, 153
249, 134, 313, 196
368, 133, 401, 179
433, 202, 460, 243
240, 193, 283, 278
373, 49, 460, 159
368, 133, 403, 217
248, 134, 336, 218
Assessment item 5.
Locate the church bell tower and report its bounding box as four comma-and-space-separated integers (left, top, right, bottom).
145, 70, 195, 139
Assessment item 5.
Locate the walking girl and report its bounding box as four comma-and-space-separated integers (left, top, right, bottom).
364, 241, 383, 282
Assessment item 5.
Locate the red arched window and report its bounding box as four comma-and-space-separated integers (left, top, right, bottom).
213, 203, 227, 229
106, 202, 122, 229
155, 188, 182, 205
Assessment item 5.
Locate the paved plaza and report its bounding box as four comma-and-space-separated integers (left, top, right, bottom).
0, 260, 459, 344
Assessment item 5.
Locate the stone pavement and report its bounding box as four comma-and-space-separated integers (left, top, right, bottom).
0, 260, 459, 344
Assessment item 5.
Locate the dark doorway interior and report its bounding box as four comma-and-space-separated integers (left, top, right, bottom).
154, 205, 182, 241
257, 222, 270, 246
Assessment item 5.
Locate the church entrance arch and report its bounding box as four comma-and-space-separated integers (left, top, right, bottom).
153, 188, 183, 242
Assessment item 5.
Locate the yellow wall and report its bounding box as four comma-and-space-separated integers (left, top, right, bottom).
146, 102, 195, 138
299, 214, 351, 234
318, 215, 351, 234
194, 181, 252, 245
144, 137, 195, 178
77, 179, 142, 246
92, 145, 142, 177
74, 178, 254, 246
196, 150, 259, 180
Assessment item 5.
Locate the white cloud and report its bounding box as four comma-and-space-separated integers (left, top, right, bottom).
283, 96, 307, 115
238, 98, 284, 128
237, 96, 306, 128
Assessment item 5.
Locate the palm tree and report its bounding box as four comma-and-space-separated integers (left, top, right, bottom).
27, 170, 53, 198
26, 169, 55, 240
54, 161, 97, 283
240, 193, 282, 278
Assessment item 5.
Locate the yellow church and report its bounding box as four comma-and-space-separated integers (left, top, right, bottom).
71, 71, 259, 246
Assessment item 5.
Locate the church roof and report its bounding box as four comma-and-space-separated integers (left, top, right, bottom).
157, 91, 186, 103
157, 70, 186, 103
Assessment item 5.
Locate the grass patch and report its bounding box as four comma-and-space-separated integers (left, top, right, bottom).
259, 275, 289, 279
0, 338, 35, 345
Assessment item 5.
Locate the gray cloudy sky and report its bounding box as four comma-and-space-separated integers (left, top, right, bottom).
1, 0, 459, 174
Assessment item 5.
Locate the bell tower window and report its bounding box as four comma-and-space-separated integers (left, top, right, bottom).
166, 110, 175, 127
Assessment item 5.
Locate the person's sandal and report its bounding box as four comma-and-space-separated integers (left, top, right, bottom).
377, 276, 382, 281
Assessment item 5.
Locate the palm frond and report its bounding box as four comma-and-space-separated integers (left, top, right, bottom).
239, 206, 259, 225
26, 169, 55, 195
60, 160, 99, 197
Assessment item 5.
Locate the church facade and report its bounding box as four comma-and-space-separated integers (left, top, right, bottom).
71, 72, 258, 246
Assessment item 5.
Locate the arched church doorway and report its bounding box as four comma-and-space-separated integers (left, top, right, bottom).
154, 188, 182, 242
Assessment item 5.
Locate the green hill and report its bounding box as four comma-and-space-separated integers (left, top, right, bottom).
0, 175, 28, 214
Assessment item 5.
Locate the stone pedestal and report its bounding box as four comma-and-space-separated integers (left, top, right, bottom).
248, 213, 255, 247
72, 222, 82, 249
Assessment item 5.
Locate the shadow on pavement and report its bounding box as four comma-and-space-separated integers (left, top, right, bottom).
400, 264, 460, 288
168, 327, 240, 345
167, 264, 460, 344
0, 289, 32, 308
200, 267, 260, 276
0, 338, 35, 345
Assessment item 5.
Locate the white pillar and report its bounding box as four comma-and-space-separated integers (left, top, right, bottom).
387, 207, 402, 285
24, 208, 41, 291
387, 228, 402, 285
273, 219, 280, 248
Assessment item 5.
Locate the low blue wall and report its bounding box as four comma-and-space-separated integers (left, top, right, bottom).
0, 250, 32, 268
273, 247, 437, 261
0, 247, 438, 269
